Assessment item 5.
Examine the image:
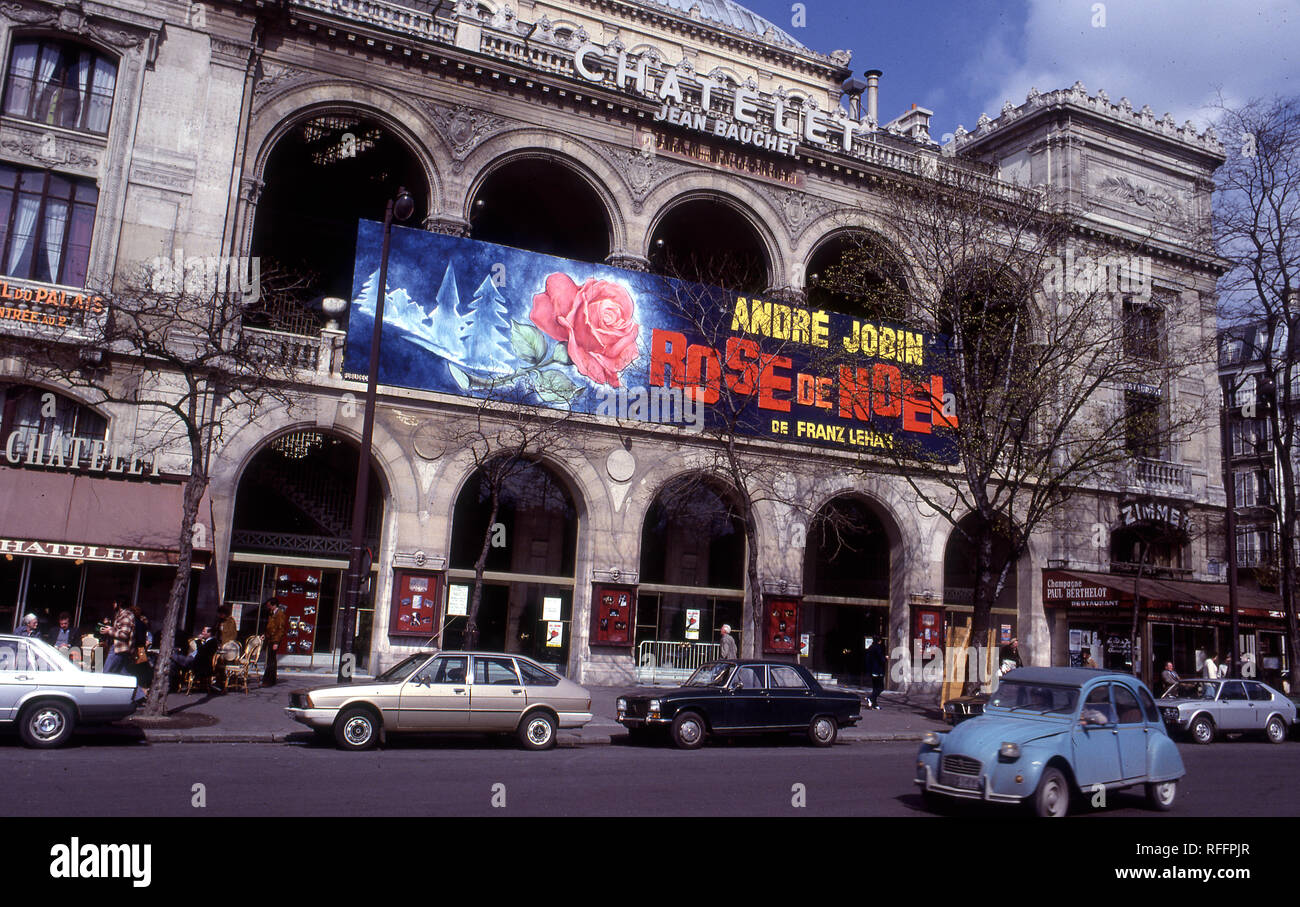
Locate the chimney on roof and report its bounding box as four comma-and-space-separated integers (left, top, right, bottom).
865, 69, 881, 125
841, 76, 867, 120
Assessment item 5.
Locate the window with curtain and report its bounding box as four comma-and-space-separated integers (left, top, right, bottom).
0, 165, 98, 286
0, 383, 108, 460
2, 39, 117, 134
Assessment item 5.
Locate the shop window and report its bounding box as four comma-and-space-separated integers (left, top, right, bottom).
0, 383, 107, 460
2, 38, 117, 135
0, 165, 98, 287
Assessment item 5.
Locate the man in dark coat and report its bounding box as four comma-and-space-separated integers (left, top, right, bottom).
864, 638, 887, 710
262, 599, 287, 688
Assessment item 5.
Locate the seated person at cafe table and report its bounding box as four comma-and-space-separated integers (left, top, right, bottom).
171, 626, 223, 692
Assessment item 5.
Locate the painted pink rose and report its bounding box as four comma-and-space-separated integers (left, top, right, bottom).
531, 273, 640, 387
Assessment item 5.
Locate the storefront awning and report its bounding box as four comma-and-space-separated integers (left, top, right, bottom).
1044, 569, 1285, 620
0, 467, 212, 566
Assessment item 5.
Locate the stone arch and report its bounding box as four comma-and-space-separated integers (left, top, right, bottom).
456, 130, 629, 255
241, 84, 447, 259
641, 176, 787, 290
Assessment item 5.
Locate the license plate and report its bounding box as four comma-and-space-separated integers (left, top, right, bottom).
940, 771, 981, 791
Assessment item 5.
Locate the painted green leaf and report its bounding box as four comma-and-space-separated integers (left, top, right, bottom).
510, 320, 547, 365
551, 342, 570, 365
533, 369, 580, 405
447, 362, 471, 391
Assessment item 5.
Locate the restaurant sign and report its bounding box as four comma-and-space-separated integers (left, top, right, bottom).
1043, 572, 1123, 609
345, 223, 958, 459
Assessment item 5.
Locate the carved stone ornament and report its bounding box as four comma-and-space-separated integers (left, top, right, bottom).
425, 103, 506, 161
1097, 174, 1193, 232
593, 144, 678, 206
0, 2, 58, 26
0, 131, 97, 169
253, 63, 310, 103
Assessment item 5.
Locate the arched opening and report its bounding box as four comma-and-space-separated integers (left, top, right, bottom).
648, 198, 769, 294
251, 113, 429, 333
637, 475, 745, 676
225, 430, 387, 669
447, 459, 578, 667
942, 513, 1019, 687
469, 157, 611, 263
806, 231, 908, 320
801, 495, 892, 684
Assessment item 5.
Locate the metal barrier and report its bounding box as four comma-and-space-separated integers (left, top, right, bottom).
635, 641, 722, 685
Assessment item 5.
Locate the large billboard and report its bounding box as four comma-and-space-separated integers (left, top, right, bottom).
344, 221, 957, 459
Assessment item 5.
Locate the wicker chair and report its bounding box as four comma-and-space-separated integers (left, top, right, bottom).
177, 641, 222, 694
224, 636, 264, 693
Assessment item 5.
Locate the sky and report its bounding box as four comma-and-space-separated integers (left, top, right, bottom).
736, 0, 1298, 140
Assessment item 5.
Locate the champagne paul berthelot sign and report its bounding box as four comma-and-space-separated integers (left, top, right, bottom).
344, 222, 958, 460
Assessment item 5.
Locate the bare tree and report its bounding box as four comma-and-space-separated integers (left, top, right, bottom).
431, 368, 586, 650
631, 259, 861, 661
1213, 94, 1300, 678
821, 163, 1208, 689
2, 263, 306, 715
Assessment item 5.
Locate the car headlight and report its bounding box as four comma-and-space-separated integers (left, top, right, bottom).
616, 697, 627, 711
921, 731, 941, 747
998, 742, 1021, 760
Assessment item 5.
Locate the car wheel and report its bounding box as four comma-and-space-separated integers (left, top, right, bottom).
1189, 715, 1215, 745
1265, 716, 1287, 744
19, 700, 75, 748
808, 715, 838, 747
671, 711, 707, 750
333, 706, 379, 751
518, 711, 557, 751
1145, 779, 1177, 811
1031, 767, 1070, 818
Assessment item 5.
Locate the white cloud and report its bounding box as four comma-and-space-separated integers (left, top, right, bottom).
970, 0, 1297, 129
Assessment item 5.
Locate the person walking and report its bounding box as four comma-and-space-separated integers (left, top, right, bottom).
718, 623, 737, 660
1202, 651, 1219, 679
262, 599, 287, 687
864, 637, 887, 710
103, 601, 136, 675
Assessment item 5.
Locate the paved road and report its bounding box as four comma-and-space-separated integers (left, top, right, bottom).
2, 734, 1296, 817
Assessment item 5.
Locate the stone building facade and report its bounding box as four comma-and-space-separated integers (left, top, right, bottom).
0, 0, 1257, 690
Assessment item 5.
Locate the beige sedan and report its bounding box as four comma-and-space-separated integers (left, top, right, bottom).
285, 651, 592, 751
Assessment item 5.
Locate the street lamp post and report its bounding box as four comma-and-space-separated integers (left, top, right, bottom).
339, 187, 415, 683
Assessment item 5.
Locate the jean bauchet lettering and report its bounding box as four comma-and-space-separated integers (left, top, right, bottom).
49, 838, 151, 888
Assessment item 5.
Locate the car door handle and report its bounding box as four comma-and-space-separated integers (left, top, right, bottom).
453, 688, 465, 694
15, 675, 30, 681
511, 689, 523, 694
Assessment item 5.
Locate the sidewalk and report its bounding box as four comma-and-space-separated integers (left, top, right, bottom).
113, 673, 949, 746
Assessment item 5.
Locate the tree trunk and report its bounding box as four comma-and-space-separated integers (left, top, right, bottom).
964, 525, 997, 695
142, 471, 207, 716
1131, 538, 1148, 680
464, 486, 500, 650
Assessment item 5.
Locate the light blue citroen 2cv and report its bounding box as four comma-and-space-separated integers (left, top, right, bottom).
915, 667, 1185, 817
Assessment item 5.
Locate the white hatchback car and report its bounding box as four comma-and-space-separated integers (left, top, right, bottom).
0, 634, 145, 747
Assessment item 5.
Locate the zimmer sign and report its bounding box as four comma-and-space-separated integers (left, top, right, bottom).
345, 223, 957, 459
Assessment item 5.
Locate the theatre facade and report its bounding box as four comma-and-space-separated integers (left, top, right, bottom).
0, 0, 1261, 691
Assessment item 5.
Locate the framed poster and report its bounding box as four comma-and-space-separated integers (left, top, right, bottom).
389, 569, 444, 638
590, 583, 636, 647
273, 567, 322, 655
447, 583, 469, 616
764, 596, 800, 655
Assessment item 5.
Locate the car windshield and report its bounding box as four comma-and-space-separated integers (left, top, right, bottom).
1165, 680, 1219, 700
988, 681, 1078, 714
376, 653, 432, 683
684, 663, 734, 687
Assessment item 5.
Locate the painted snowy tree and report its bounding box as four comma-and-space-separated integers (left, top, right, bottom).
427, 264, 471, 361
463, 273, 512, 373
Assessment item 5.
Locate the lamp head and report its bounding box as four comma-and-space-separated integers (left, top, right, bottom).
394, 187, 416, 222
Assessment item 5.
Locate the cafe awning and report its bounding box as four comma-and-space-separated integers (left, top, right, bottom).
0, 467, 212, 566
1043, 569, 1285, 619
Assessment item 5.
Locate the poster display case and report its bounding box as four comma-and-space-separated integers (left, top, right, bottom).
764, 596, 800, 655
590, 583, 636, 647
389, 569, 444, 638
